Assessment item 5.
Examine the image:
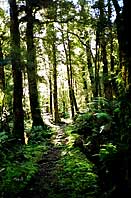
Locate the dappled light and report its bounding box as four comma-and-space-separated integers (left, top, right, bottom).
0, 0, 130, 197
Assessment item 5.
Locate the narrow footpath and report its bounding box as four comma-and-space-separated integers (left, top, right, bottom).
18, 115, 70, 198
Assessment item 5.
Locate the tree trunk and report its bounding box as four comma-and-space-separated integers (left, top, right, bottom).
67, 66, 75, 118
60, 24, 74, 118
101, 40, 111, 99
0, 40, 5, 91
82, 65, 89, 103
9, 0, 24, 144
108, 0, 114, 72
85, 41, 95, 99
94, 31, 99, 98
49, 70, 53, 115
112, 0, 125, 69
52, 39, 59, 123
123, 0, 131, 86
67, 31, 79, 113
122, 1, 131, 195
26, 0, 44, 128
99, 0, 109, 99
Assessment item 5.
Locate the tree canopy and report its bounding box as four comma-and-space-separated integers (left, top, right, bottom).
0, 0, 131, 197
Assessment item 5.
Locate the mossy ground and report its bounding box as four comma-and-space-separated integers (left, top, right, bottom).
17, 122, 98, 198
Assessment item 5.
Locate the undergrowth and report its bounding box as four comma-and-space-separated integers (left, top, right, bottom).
0, 127, 53, 197
63, 97, 129, 197
47, 123, 100, 198
54, 148, 99, 198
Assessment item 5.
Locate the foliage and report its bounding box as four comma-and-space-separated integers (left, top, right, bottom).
28, 126, 54, 144
55, 148, 98, 197
73, 112, 97, 137
99, 143, 117, 161
0, 131, 8, 143
0, 129, 50, 197
95, 112, 111, 122
0, 0, 130, 196
1, 160, 38, 195
68, 98, 129, 197
87, 97, 113, 113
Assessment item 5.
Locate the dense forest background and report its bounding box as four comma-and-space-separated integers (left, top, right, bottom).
0, 0, 131, 197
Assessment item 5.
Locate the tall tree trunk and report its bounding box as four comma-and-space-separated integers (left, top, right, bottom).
85, 40, 95, 99
49, 69, 53, 115
67, 31, 79, 113
26, 0, 44, 127
61, 83, 67, 117
79, 0, 95, 99
122, 1, 131, 195
123, 0, 131, 86
112, 0, 125, 69
9, 0, 24, 143
101, 40, 111, 99
52, 38, 59, 123
82, 64, 89, 103
0, 41, 6, 132
0, 40, 5, 91
67, 66, 75, 118
60, 24, 74, 118
108, 0, 114, 72
99, 0, 109, 99
94, 31, 99, 98
112, 0, 130, 86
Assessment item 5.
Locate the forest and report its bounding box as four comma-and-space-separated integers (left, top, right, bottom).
0, 0, 131, 197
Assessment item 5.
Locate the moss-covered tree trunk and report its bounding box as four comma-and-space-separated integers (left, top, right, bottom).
0, 40, 5, 91
122, 0, 131, 86
26, 0, 44, 127
122, 1, 131, 196
99, 0, 109, 99
112, 0, 125, 70
9, 0, 24, 143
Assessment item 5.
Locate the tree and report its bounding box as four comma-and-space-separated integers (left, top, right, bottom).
9, 0, 24, 143
26, 0, 45, 127
52, 34, 60, 123
112, 0, 124, 69
108, 0, 114, 73
122, 0, 131, 86
67, 29, 79, 114
46, 20, 60, 123
60, 23, 75, 118
99, 0, 111, 99
49, 66, 53, 115
0, 40, 5, 91
122, 1, 131, 194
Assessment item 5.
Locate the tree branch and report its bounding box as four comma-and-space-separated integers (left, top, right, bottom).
67, 31, 95, 62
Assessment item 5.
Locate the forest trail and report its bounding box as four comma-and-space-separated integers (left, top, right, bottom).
18, 114, 71, 198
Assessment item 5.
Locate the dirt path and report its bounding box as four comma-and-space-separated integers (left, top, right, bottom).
18, 117, 69, 198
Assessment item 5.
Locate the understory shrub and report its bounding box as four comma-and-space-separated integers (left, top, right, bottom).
0, 128, 50, 197
28, 126, 53, 144
68, 97, 129, 197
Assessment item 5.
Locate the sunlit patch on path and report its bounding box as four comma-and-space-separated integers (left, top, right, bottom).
42, 112, 72, 145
